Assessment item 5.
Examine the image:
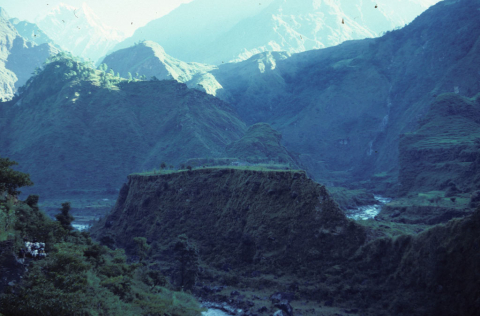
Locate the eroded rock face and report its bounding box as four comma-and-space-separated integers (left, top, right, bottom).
93, 168, 480, 315
97, 168, 366, 274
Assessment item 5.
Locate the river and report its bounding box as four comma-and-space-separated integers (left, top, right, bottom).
345, 195, 392, 220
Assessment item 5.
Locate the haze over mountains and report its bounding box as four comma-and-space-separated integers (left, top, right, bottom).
0, 8, 58, 100
206, 0, 480, 185
2, 1, 480, 315
35, 3, 125, 62
9, 18, 57, 48
1, 0, 475, 196
101, 0, 480, 193
112, 0, 441, 64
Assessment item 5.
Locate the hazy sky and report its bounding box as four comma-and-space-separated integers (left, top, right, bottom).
0, 0, 194, 35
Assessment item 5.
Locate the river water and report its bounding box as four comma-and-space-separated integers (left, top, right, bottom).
345, 195, 392, 220
72, 224, 90, 230
202, 310, 230, 316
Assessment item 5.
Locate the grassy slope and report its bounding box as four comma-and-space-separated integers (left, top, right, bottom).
0, 55, 246, 197
93, 168, 365, 276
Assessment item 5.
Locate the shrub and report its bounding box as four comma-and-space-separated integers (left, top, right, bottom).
55, 202, 74, 231
0, 156, 33, 196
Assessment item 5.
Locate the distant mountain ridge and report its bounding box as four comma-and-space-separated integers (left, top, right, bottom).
101, 41, 222, 95
9, 18, 58, 48
110, 0, 276, 63
201, 0, 480, 187
35, 3, 125, 62
112, 0, 440, 65
0, 7, 59, 100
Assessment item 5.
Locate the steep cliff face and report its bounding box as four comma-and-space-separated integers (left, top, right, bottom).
99, 168, 366, 273
94, 168, 480, 315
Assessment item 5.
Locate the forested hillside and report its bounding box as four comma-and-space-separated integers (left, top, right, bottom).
0, 53, 246, 197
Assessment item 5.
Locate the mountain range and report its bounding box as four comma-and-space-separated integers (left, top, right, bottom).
205, 0, 480, 188
35, 3, 125, 63
9, 18, 58, 48
2, 0, 478, 198
0, 8, 58, 101
2, 1, 480, 315
102, 0, 480, 192
112, 0, 441, 65
101, 41, 214, 82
